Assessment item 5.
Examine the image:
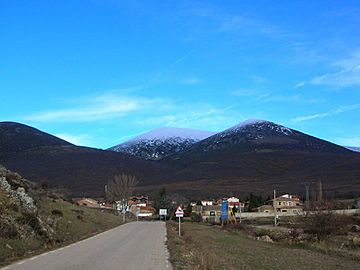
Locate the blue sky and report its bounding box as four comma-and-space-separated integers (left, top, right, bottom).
1, 0, 360, 148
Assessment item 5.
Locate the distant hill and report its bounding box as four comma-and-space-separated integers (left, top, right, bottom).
0, 122, 72, 158
0, 122, 171, 197
108, 127, 215, 160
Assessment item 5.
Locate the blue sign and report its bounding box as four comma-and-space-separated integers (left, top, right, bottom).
221, 201, 228, 221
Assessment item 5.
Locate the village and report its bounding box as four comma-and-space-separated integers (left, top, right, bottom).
72, 188, 360, 224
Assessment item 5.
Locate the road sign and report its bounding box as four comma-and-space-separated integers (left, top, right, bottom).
159, 209, 167, 215
175, 206, 184, 217
221, 201, 228, 221
175, 206, 184, 237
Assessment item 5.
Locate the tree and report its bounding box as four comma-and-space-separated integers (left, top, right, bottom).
247, 193, 265, 212
106, 173, 138, 222
153, 187, 174, 219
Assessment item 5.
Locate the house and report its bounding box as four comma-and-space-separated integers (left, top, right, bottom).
128, 196, 149, 214
128, 196, 148, 207
73, 198, 100, 208
201, 200, 214, 206
256, 205, 274, 213
137, 206, 156, 217
274, 194, 303, 214
192, 205, 221, 222
227, 197, 245, 212
99, 202, 114, 210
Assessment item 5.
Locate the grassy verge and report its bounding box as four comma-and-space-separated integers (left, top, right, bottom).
0, 198, 123, 266
166, 221, 360, 270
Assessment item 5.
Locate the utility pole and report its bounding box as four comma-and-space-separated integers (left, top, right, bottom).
304, 182, 312, 211
239, 202, 242, 223
273, 189, 277, 226
122, 199, 126, 223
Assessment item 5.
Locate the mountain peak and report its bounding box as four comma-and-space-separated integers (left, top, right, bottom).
124, 126, 216, 144
108, 127, 216, 160
224, 119, 293, 136
229, 119, 268, 129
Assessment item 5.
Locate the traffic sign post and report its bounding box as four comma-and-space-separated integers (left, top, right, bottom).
175, 206, 184, 237
159, 209, 167, 221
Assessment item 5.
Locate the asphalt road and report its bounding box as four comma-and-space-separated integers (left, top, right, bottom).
2, 221, 172, 270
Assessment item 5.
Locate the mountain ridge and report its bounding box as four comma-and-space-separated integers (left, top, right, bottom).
1, 120, 359, 198
109, 126, 216, 160
0, 122, 172, 197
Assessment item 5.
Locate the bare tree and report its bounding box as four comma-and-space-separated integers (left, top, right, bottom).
106, 173, 138, 222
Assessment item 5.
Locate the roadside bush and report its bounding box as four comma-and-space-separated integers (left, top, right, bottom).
0, 202, 4, 215
191, 212, 202, 223
51, 209, 63, 217
17, 213, 42, 235
0, 216, 19, 239
303, 212, 347, 241
288, 228, 301, 241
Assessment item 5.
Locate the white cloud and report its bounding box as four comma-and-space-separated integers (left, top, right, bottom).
294, 82, 305, 89
291, 104, 360, 123
137, 104, 241, 132
23, 92, 168, 122
22, 90, 244, 133
257, 94, 323, 104
231, 88, 260, 97
182, 76, 201, 85
252, 75, 269, 84
296, 50, 360, 88
54, 133, 93, 146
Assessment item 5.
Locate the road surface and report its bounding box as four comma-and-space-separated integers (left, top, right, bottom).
2, 221, 172, 270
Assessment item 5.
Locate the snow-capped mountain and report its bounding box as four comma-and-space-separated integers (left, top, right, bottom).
167, 119, 351, 157
346, 146, 360, 153
108, 127, 216, 160
158, 119, 359, 198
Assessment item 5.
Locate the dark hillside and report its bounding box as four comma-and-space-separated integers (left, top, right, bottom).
1, 145, 171, 197
0, 122, 171, 197
0, 122, 72, 158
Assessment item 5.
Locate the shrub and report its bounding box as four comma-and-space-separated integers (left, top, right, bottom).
51, 209, 63, 217
17, 213, 42, 235
0, 216, 19, 239
303, 212, 346, 241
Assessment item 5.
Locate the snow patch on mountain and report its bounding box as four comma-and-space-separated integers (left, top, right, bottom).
125, 127, 215, 143
109, 127, 216, 160
222, 119, 293, 138
346, 146, 360, 153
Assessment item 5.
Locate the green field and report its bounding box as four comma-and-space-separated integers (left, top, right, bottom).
166, 221, 360, 270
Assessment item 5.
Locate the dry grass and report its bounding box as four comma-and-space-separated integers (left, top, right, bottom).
0, 198, 123, 266
166, 221, 360, 270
